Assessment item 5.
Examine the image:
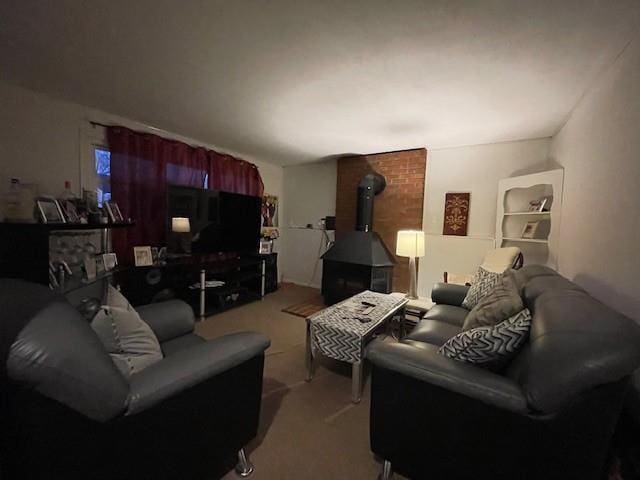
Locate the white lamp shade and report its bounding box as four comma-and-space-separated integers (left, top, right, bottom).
396, 230, 425, 258
172, 217, 191, 233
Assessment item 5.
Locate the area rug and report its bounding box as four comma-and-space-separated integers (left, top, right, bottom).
282, 296, 326, 318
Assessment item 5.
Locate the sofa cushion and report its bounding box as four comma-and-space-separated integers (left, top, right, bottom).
463, 272, 523, 330
424, 304, 469, 327
406, 320, 462, 346
438, 308, 532, 371
91, 306, 163, 378
461, 267, 502, 310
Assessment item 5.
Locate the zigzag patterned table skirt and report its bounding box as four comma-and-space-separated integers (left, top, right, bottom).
305, 290, 408, 403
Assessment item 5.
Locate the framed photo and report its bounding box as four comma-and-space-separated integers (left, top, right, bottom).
528, 200, 542, 212
36, 197, 66, 224
102, 253, 118, 271
83, 256, 97, 281
259, 239, 272, 254
133, 246, 153, 267
59, 199, 80, 223
104, 201, 125, 223
538, 196, 552, 212
521, 221, 540, 239
95, 255, 106, 275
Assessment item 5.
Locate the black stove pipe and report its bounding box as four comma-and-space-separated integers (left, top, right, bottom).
356, 173, 386, 232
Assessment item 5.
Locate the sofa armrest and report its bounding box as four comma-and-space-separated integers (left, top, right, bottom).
126, 332, 270, 415
367, 339, 528, 414
135, 300, 195, 343
431, 282, 469, 306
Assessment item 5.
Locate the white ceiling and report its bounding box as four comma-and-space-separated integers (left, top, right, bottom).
1, 1, 639, 166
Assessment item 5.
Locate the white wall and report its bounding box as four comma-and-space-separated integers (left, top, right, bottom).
281, 160, 337, 288
0, 81, 283, 198
550, 35, 640, 321
418, 139, 552, 297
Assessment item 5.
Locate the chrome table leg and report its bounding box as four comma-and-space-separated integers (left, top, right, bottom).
235, 448, 254, 477
352, 360, 363, 403
379, 460, 393, 480
305, 319, 314, 381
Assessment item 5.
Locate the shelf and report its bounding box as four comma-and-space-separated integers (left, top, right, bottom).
503, 212, 551, 216
0, 221, 135, 231
502, 237, 549, 244
54, 266, 127, 294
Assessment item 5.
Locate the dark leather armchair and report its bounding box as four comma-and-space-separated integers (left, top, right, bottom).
0, 280, 270, 480
367, 266, 640, 480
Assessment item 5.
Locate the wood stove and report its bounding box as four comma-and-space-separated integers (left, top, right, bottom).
321, 173, 395, 305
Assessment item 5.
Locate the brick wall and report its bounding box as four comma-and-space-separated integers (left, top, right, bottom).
335, 148, 427, 292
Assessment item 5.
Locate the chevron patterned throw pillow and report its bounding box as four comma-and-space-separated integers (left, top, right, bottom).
461, 266, 503, 310
438, 308, 532, 371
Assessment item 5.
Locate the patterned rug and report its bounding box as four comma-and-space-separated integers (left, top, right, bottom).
282, 296, 326, 318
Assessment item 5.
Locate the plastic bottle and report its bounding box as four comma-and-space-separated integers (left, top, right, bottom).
59, 180, 76, 200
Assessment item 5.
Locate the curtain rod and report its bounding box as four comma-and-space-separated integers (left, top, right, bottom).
87, 120, 259, 169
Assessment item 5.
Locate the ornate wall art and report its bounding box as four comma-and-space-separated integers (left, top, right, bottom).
443, 192, 470, 236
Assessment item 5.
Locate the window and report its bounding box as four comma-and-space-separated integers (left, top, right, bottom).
94, 147, 111, 206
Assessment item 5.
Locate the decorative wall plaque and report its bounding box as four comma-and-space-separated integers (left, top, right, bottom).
443, 192, 470, 236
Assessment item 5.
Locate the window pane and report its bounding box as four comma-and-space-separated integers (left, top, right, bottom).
94, 147, 111, 207
95, 148, 111, 176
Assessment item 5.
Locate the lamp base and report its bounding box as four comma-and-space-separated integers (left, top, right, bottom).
407, 256, 418, 299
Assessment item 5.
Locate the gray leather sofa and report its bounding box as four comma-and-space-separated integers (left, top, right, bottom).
0, 280, 270, 480
367, 265, 640, 480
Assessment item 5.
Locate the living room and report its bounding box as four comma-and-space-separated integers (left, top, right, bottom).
1, 1, 640, 479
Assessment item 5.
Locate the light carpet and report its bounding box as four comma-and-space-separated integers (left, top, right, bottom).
195, 283, 407, 480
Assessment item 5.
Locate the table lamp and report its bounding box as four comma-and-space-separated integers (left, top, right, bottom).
396, 230, 425, 299
172, 217, 191, 253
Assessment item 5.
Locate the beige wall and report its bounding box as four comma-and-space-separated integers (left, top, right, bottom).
281, 160, 337, 288
0, 81, 283, 201
418, 139, 552, 297
550, 36, 640, 321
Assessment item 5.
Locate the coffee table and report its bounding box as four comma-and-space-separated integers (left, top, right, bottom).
305, 290, 408, 403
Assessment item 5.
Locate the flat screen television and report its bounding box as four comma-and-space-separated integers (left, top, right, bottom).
167, 185, 261, 254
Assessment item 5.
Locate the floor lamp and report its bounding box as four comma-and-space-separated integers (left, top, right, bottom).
396, 230, 425, 299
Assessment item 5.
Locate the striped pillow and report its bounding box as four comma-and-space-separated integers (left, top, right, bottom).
438, 308, 532, 371
461, 267, 502, 310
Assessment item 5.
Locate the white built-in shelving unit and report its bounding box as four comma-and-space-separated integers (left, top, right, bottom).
495, 169, 564, 268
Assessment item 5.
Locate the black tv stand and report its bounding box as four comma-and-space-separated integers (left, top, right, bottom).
115, 254, 266, 319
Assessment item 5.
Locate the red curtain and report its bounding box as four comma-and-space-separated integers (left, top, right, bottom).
107, 126, 264, 264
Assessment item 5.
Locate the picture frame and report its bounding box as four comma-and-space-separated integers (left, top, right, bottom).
538, 195, 552, 212
521, 221, 540, 239
133, 246, 153, 267
36, 196, 66, 224
104, 201, 124, 223
259, 239, 273, 254
102, 253, 118, 271
59, 199, 80, 223
528, 200, 542, 212
83, 256, 97, 281
95, 255, 106, 275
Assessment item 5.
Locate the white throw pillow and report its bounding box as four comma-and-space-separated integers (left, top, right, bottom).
91, 305, 163, 378
104, 284, 133, 310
